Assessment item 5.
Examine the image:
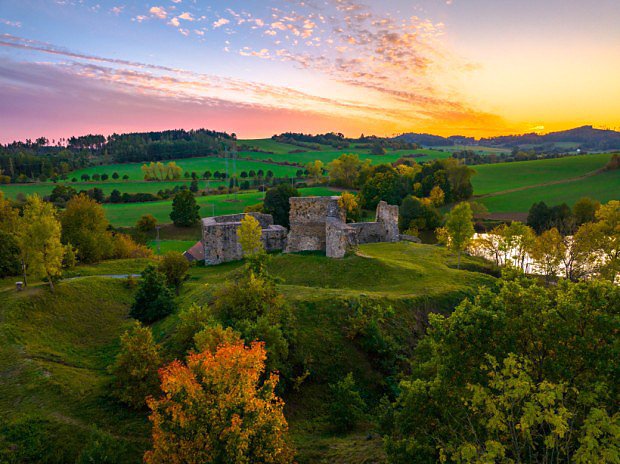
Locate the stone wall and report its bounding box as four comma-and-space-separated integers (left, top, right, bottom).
285, 196, 344, 253
202, 212, 286, 265
325, 218, 358, 258
376, 201, 400, 242
198, 196, 400, 265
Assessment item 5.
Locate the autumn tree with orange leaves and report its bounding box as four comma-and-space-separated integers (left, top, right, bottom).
144, 341, 294, 464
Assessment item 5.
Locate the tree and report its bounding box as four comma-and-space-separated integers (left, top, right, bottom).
130, 265, 176, 324
170, 190, 200, 227
529, 227, 565, 281
122, 174, 129, 181
189, 179, 199, 193
61, 194, 113, 263
385, 276, 620, 463
109, 189, 122, 203
358, 165, 403, 210
0, 230, 21, 277
263, 184, 299, 228
157, 252, 190, 295
101, 173, 109, 181
112, 172, 119, 180
327, 153, 365, 188
592, 200, 619, 281
0, 191, 19, 233
399, 196, 441, 232
17, 195, 65, 290
573, 197, 600, 225
328, 372, 366, 433
136, 214, 158, 233
338, 192, 360, 222
527, 201, 552, 234
429, 185, 445, 207
439, 202, 474, 268
237, 214, 265, 258
305, 160, 324, 184
144, 341, 294, 464
108, 322, 161, 409
371, 143, 386, 156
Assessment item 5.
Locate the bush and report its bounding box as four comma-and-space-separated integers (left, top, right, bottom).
113, 233, 153, 259
0, 230, 20, 277
76, 427, 125, 464
263, 184, 299, 228
157, 251, 190, 295
108, 322, 161, 409
130, 265, 176, 324
328, 373, 366, 432
136, 214, 158, 233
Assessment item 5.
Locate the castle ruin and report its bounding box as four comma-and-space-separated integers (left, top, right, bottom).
187, 196, 399, 265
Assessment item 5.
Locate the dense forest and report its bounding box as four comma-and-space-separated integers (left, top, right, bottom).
0, 129, 234, 182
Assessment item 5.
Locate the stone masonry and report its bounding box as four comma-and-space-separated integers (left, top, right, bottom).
195, 196, 400, 265
201, 212, 287, 265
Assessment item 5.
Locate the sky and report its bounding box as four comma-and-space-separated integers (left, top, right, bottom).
0, 0, 619, 143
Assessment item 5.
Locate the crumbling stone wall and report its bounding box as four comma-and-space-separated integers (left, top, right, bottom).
285, 196, 344, 253
198, 196, 400, 265
202, 212, 286, 265
286, 197, 400, 258
325, 218, 358, 258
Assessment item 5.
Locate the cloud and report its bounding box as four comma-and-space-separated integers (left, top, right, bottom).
109, 6, 124, 15
0, 18, 22, 27
149, 6, 167, 19
178, 12, 194, 21
212, 18, 229, 28
168, 17, 180, 27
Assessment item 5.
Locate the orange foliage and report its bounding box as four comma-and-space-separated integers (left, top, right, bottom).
144, 341, 294, 464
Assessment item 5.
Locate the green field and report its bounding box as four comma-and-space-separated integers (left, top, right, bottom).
479, 168, 620, 213
67, 156, 301, 181
0, 241, 495, 462
241, 147, 452, 166
103, 186, 338, 227
148, 239, 197, 255
472, 153, 613, 195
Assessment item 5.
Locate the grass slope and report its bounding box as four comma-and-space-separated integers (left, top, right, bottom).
0, 242, 495, 463
479, 168, 620, 213
472, 153, 613, 195
241, 147, 452, 166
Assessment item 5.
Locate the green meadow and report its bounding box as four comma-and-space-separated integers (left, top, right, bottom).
240, 147, 453, 166
471, 152, 613, 195
103, 186, 338, 227
479, 168, 620, 213
67, 156, 301, 181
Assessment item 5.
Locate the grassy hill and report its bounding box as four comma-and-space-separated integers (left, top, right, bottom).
0, 242, 496, 463
479, 168, 620, 213
471, 152, 613, 195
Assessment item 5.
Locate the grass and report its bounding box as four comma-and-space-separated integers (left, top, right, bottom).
472, 153, 613, 195
0, 242, 496, 463
103, 186, 338, 227
67, 157, 301, 181
479, 168, 620, 213
148, 240, 197, 255
241, 147, 452, 166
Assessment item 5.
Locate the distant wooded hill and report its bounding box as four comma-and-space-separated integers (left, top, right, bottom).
395, 126, 620, 150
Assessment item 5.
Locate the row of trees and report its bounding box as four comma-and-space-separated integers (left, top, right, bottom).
472, 200, 619, 282
141, 161, 183, 181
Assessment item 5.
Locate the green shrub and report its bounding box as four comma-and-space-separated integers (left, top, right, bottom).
130, 265, 176, 324
328, 372, 366, 433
